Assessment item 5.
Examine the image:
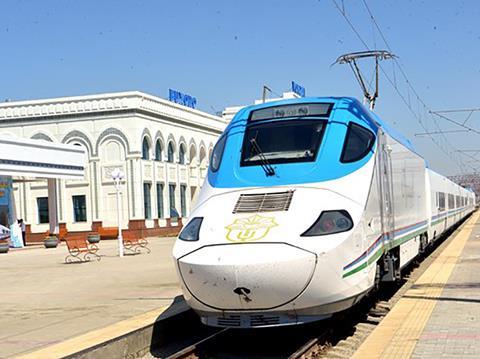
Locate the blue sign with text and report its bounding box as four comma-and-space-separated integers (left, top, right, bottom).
169, 89, 197, 109
291, 81, 306, 97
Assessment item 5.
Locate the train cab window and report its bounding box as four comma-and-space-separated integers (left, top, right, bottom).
438, 192, 445, 212
210, 135, 227, 172
340, 122, 376, 163
241, 120, 326, 166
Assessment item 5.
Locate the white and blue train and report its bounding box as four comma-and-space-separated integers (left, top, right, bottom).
173, 97, 476, 328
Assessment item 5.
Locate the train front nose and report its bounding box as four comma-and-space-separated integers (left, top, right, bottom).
177, 243, 317, 310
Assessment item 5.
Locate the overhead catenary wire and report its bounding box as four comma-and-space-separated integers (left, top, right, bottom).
433, 108, 480, 114
414, 129, 470, 136
361, 0, 470, 154
330, 0, 472, 174
430, 112, 480, 136
360, 0, 473, 174
332, 0, 464, 169
431, 108, 480, 127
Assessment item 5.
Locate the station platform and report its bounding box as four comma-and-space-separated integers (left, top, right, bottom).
354, 210, 480, 358
0, 237, 182, 358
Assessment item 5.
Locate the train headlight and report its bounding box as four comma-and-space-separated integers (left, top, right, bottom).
179, 217, 203, 241
301, 210, 353, 236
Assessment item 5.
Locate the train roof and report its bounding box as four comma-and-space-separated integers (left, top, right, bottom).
229, 96, 417, 154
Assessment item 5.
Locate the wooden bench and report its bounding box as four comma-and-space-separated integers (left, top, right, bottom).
64, 234, 101, 263
98, 226, 118, 240
123, 232, 150, 255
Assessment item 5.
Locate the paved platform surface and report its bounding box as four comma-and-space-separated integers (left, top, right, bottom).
354, 211, 480, 358
0, 237, 181, 358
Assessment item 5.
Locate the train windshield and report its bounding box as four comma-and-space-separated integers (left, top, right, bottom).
241, 120, 326, 166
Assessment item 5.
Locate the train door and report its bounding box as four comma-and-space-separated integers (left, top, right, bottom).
377, 132, 398, 281
441, 191, 447, 235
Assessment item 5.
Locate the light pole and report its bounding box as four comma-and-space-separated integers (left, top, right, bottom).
111, 168, 125, 257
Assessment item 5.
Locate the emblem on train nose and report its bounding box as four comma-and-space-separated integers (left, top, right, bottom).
225, 214, 278, 242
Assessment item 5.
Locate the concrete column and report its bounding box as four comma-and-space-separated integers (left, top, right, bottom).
90, 159, 101, 221
57, 179, 65, 223
167, 182, 173, 218
129, 157, 143, 220
47, 178, 59, 234
165, 163, 172, 218
152, 177, 158, 219
185, 183, 191, 217
175, 178, 181, 218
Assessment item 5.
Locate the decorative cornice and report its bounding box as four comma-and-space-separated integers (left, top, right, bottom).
0, 91, 227, 133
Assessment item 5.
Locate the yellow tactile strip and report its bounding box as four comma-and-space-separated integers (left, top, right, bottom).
15, 305, 169, 359
353, 211, 480, 359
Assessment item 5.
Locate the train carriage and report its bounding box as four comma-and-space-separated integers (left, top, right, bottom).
172, 97, 475, 328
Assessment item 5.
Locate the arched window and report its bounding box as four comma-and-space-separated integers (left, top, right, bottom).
102, 140, 124, 163
179, 144, 186, 165
167, 142, 175, 163
155, 140, 163, 161
199, 147, 207, 166
208, 148, 213, 164
72, 142, 90, 160
142, 137, 150, 160
189, 144, 197, 165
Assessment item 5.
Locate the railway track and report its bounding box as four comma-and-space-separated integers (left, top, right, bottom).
145, 216, 470, 359
300, 218, 468, 359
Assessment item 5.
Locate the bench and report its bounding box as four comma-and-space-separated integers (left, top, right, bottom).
64, 234, 101, 263
98, 226, 118, 240
123, 232, 150, 255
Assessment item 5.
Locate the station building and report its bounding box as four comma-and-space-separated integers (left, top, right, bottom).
0, 91, 228, 242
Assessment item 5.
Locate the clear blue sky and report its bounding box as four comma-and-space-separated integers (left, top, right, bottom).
1, 0, 479, 176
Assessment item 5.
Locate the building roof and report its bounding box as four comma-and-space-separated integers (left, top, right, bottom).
0, 91, 228, 133
0, 136, 86, 179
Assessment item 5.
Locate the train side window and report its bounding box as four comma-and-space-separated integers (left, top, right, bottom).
210, 135, 227, 173
340, 122, 376, 163
438, 192, 445, 211
448, 194, 455, 209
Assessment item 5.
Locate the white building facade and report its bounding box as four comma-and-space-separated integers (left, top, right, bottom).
0, 91, 227, 242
